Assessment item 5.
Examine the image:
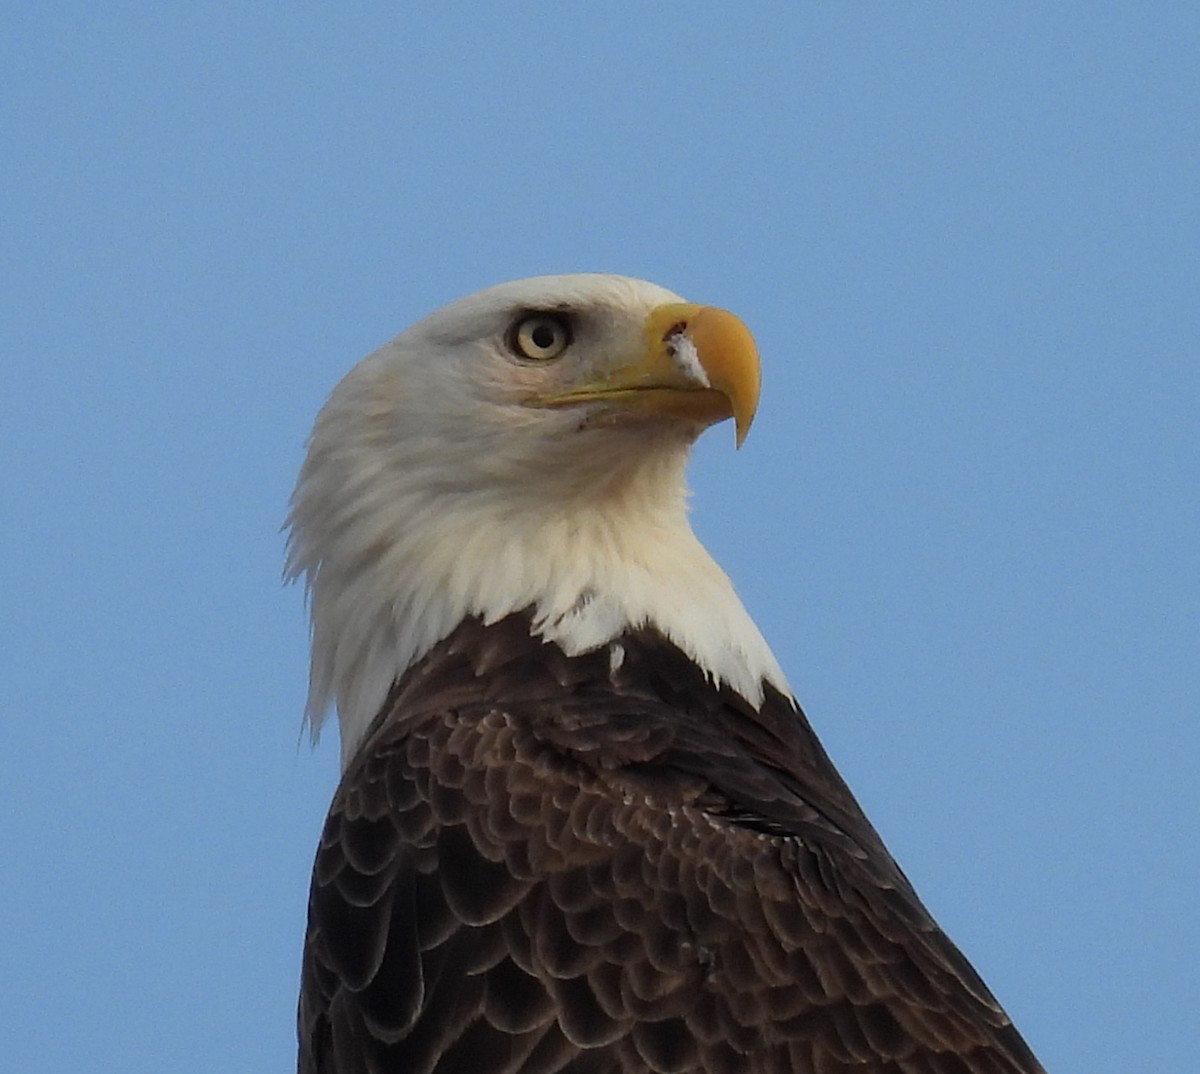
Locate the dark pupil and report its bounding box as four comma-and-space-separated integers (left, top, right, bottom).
530, 323, 557, 350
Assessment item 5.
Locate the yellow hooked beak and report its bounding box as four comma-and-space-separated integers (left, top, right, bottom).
539, 302, 761, 447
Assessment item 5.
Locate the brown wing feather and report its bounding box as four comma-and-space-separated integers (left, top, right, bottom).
299, 614, 1045, 1074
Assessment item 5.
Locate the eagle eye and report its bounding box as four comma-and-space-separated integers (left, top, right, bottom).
510, 314, 572, 361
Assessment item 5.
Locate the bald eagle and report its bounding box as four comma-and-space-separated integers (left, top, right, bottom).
287, 275, 1045, 1074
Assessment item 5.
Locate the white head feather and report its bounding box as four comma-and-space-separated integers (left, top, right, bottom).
286, 274, 791, 768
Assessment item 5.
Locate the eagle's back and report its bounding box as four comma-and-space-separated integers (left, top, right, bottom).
298, 614, 1043, 1074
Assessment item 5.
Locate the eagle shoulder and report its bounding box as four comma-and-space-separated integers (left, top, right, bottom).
298, 615, 1044, 1074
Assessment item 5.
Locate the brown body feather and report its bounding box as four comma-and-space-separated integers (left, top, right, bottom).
298, 613, 1044, 1074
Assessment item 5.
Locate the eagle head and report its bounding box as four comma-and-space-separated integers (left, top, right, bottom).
286, 274, 788, 766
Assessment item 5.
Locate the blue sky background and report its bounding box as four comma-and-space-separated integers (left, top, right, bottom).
3, 5, 1196, 1072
